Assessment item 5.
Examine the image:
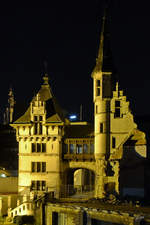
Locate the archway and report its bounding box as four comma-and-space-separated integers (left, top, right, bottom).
62, 168, 95, 198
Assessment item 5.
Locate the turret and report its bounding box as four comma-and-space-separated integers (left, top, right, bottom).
92, 6, 115, 159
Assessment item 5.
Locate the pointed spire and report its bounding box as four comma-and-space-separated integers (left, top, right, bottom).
94, 1, 114, 73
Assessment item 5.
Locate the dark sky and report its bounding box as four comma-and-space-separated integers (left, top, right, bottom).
0, 1, 150, 122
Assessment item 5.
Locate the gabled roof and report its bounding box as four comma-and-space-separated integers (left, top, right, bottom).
13, 74, 66, 124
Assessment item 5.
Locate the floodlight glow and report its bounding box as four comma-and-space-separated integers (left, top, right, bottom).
69, 115, 77, 120
1, 173, 6, 178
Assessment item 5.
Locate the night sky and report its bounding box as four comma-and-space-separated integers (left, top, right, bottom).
0, 1, 150, 122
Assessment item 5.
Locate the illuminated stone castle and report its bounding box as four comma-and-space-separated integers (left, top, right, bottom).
7, 5, 147, 223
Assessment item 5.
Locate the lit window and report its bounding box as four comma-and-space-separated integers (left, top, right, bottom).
90, 143, 94, 154
83, 144, 88, 153
69, 144, 75, 154
77, 144, 82, 154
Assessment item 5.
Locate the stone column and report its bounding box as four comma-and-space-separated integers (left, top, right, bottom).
111, 160, 120, 194
95, 159, 107, 198
45, 207, 53, 225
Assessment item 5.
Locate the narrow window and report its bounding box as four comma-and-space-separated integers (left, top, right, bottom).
42, 143, 46, 152
90, 143, 94, 154
37, 143, 41, 152
32, 162, 35, 172
97, 88, 100, 96
37, 162, 41, 172
32, 143, 36, 153
42, 181, 46, 191
96, 105, 98, 114
114, 108, 120, 118
70, 144, 75, 154
31, 181, 36, 190
42, 162, 46, 172
100, 123, 103, 133
39, 116, 43, 121
114, 100, 121, 118
34, 123, 38, 134
97, 80, 100, 87
77, 144, 82, 154
39, 123, 42, 135
37, 181, 40, 190
112, 137, 116, 148
83, 144, 88, 154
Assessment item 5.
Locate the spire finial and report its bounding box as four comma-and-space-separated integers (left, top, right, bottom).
42, 61, 49, 86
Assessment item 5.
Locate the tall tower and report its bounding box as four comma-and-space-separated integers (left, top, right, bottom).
92, 3, 139, 198
11, 73, 66, 198
92, 6, 114, 160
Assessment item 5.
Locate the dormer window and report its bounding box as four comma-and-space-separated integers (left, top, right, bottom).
33, 115, 43, 135
34, 115, 43, 122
